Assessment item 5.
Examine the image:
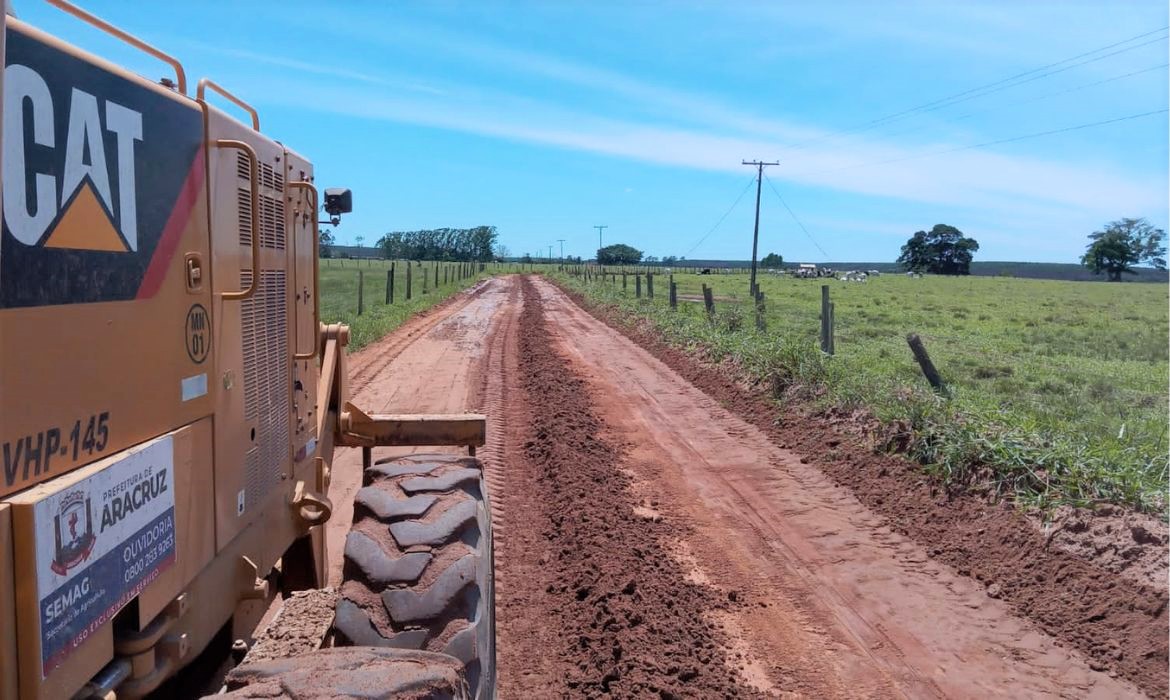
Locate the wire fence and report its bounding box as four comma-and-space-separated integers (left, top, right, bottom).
320, 259, 543, 316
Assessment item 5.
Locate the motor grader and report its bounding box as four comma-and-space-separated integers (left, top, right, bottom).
0, 3, 494, 698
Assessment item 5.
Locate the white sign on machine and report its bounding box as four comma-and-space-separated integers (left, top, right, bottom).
31, 436, 177, 677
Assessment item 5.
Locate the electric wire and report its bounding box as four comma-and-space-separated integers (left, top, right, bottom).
684, 176, 757, 256
855, 61, 1170, 143
763, 174, 830, 259
780, 27, 1169, 152
793, 108, 1168, 177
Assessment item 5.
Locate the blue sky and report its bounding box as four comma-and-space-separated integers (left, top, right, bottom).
17, 1, 1169, 263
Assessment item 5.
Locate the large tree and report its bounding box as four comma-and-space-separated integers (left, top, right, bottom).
319, 228, 335, 258
1081, 218, 1167, 281
761, 252, 783, 268
898, 224, 979, 275
597, 243, 643, 265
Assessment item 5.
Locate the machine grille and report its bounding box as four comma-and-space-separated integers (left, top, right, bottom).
237, 153, 286, 250
237, 187, 253, 247
240, 269, 289, 514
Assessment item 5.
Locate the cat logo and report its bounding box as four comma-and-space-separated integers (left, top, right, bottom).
1, 26, 204, 309
3, 64, 143, 252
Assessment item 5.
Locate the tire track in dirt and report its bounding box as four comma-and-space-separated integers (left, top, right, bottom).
494, 277, 760, 698
325, 279, 509, 590
347, 281, 492, 391
549, 277, 1166, 699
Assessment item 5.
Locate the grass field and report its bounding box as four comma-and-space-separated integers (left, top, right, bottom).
557, 267, 1169, 513
318, 258, 492, 350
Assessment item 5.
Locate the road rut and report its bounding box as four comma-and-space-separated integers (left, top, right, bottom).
327, 274, 1149, 698
524, 276, 1140, 698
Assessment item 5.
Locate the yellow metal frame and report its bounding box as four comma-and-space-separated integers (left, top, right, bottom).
216, 139, 260, 301
44, 0, 187, 94
288, 181, 320, 361
197, 79, 260, 131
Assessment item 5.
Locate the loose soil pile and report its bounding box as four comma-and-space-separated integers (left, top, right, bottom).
496, 277, 758, 698
557, 282, 1169, 699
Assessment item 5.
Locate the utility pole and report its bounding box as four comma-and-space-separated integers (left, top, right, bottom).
557, 239, 565, 264
594, 225, 608, 253
742, 160, 779, 298
548, 244, 553, 261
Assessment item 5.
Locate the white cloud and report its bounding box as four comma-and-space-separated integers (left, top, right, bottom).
251, 75, 1163, 222
164, 36, 447, 96
196, 10, 1165, 260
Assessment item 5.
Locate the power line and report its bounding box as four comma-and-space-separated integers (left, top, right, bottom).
684, 176, 757, 257
780, 26, 1169, 153
864, 62, 1170, 144
794, 107, 1168, 177
898, 35, 1168, 118
948, 62, 1169, 122
763, 175, 829, 260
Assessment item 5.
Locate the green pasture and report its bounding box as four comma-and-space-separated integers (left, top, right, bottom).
559, 267, 1169, 513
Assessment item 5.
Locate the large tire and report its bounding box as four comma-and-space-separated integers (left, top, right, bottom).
334, 454, 495, 699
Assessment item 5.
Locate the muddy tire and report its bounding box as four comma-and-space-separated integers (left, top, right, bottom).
334, 454, 495, 699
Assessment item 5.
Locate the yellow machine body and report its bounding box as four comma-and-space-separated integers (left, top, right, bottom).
0, 6, 328, 698
0, 5, 486, 698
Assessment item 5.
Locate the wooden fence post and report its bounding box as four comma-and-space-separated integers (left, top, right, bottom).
669, 275, 677, 309
622, 272, 627, 291
820, 285, 831, 353
702, 284, 715, 317
386, 266, 393, 304
635, 274, 642, 298
647, 272, 654, 299
906, 333, 946, 393
434, 263, 439, 288
358, 270, 365, 315
406, 263, 412, 300
423, 263, 429, 293
828, 301, 835, 355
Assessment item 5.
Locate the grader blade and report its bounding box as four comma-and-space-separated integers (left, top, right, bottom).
338, 402, 486, 467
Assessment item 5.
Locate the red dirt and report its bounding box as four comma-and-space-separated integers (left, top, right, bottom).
1035, 504, 1169, 591
552, 278, 1168, 698
307, 273, 1164, 698
492, 277, 756, 698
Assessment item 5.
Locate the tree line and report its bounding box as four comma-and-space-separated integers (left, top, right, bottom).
318, 216, 1166, 281
375, 226, 499, 261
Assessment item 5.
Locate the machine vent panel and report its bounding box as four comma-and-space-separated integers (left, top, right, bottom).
237, 153, 286, 250
240, 269, 289, 510
237, 187, 253, 247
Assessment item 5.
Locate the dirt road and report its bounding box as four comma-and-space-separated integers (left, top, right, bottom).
331, 274, 1161, 698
